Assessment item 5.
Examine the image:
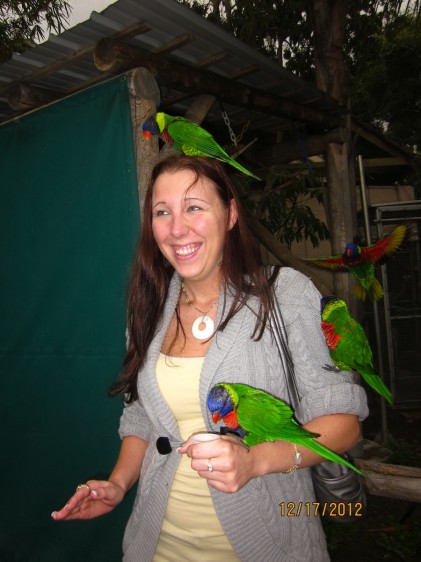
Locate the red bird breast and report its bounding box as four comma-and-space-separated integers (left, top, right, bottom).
222, 410, 239, 430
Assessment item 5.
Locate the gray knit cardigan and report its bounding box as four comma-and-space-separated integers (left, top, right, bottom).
118, 267, 368, 562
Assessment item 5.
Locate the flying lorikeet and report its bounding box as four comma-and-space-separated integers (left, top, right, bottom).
321, 295, 393, 405
142, 112, 260, 180
207, 382, 363, 474
304, 225, 407, 301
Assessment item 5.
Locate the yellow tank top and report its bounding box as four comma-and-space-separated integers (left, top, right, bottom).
154, 354, 240, 562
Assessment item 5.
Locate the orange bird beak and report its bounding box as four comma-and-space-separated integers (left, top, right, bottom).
212, 413, 220, 423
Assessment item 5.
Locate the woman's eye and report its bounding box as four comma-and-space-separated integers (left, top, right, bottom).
154, 209, 169, 217
187, 205, 201, 212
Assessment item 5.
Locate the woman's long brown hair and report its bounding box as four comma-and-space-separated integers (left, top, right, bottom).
109, 155, 278, 403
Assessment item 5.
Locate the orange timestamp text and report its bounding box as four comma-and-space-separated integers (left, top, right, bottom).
279, 501, 364, 518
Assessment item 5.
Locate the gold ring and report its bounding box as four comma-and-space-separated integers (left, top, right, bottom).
76, 483, 91, 492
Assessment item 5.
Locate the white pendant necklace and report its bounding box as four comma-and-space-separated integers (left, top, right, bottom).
181, 282, 217, 340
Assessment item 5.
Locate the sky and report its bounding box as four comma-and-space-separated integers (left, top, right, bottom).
66, 0, 117, 28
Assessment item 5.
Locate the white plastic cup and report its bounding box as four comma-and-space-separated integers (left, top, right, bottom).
191, 433, 221, 444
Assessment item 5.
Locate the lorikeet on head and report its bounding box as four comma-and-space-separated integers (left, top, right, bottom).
320, 295, 393, 405
142, 112, 261, 180
304, 225, 408, 301
207, 383, 363, 474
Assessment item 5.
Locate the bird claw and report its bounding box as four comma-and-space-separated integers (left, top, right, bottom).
323, 363, 340, 372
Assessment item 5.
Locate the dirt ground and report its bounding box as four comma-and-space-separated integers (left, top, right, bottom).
325, 403, 421, 561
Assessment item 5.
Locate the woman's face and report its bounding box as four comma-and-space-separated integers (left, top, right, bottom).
151, 169, 237, 285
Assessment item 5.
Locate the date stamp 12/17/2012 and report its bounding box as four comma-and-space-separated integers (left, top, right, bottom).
279, 501, 364, 518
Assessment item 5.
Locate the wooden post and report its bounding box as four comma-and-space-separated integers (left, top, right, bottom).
325, 141, 354, 304
127, 68, 161, 217
308, 0, 356, 304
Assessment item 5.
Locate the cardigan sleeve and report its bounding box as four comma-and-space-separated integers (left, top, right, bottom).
118, 396, 153, 442
274, 268, 369, 425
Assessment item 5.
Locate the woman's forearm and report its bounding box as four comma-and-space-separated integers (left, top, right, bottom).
108, 435, 149, 494
251, 413, 360, 477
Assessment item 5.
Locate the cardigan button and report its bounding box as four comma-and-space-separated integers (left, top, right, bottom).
156, 437, 172, 455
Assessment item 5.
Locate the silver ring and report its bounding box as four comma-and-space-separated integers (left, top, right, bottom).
76, 483, 90, 492
207, 459, 213, 472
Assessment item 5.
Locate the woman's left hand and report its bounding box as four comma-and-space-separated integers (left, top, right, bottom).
178, 435, 255, 493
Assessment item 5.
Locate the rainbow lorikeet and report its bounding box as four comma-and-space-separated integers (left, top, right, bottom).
321, 295, 393, 405
207, 383, 363, 474
142, 112, 260, 180
304, 225, 407, 301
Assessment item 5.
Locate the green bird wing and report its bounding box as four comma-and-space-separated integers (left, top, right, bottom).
233, 385, 314, 446
166, 118, 230, 160
336, 320, 373, 368
365, 224, 407, 265
323, 305, 393, 404
232, 385, 363, 474
323, 305, 373, 371
303, 254, 349, 272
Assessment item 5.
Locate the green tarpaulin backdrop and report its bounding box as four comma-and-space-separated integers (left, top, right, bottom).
0, 76, 140, 561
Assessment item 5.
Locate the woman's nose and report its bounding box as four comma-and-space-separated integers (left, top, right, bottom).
170, 213, 189, 237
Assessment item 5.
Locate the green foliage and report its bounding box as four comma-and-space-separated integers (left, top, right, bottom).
0, 0, 71, 62
253, 168, 329, 249
179, 1, 421, 154
376, 519, 421, 560
351, 14, 421, 153
385, 437, 421, 467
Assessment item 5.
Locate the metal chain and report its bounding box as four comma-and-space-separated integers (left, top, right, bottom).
236, 120, 250, 144
221, 109, 238, 147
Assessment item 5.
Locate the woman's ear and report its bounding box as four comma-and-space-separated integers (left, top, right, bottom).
228, 199, 238, 230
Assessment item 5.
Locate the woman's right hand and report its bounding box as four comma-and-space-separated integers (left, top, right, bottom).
51, 480, 125, 521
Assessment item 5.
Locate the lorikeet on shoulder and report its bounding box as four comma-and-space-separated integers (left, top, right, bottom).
320, 295, 393, 405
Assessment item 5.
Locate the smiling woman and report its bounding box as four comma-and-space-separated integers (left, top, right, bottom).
52, 155, 368, 562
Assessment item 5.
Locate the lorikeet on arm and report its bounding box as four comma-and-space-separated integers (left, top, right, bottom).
207, 383, 363, 474
142, 112, 260, 180
320, 295, 393, 405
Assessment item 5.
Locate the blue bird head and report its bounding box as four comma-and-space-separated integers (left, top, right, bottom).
344, 242, 361, 259
207, 384, 236, 423
142, 116, 160, 138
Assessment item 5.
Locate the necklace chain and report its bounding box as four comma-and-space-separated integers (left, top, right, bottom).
180, 282, 216, 316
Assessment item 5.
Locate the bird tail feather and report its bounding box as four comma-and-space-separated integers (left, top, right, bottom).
294, 437, 363, 475
360, 368, 393, 405
229, 158, 261, 180
368, 278, 384, 301
353, 282, 367, 301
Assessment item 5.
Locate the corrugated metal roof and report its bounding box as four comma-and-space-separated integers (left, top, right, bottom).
0, 0, 343, 136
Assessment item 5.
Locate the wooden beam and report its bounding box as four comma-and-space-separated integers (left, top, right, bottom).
352, 122, 417, 167
194, 51, 231, 69
152, 33, 195, 55
355, 459, 421, 502
254, 128, 345, 165
362, 157, 410, 169
0, 20, 152, 98
93, 38, 343, 129
245, 211, 332, 295
7, 83, 62, 111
